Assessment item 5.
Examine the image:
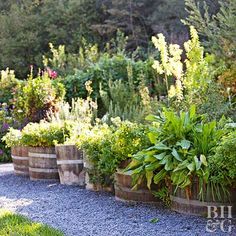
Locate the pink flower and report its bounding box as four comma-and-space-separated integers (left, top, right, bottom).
47, 68, 58, 79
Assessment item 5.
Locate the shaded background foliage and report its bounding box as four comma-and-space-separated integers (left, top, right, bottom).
0, 0, 218, 79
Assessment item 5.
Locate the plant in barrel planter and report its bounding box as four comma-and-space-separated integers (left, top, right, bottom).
111, 120, 157, 203
21, 121, 74, 181
2, 128, 29, 176
127, 106, 236, 215
77, 118, 155, 201
78, 123, 115, 192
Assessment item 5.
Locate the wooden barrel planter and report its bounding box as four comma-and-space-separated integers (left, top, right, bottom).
55, 145, 85, 186
11, 146, 29, 176
28, 147, 59, 181
114, 168, 159, 203
83, 153, 114, 192
170, 180, 236, 216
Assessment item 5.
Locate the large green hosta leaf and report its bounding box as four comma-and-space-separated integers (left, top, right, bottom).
153, 169, 167, 184
176, 139, 191, 150
171, 148, 183, 161
146, 170, 154, 189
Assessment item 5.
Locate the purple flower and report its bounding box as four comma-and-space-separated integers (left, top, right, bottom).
1, 123, 9, 132
0, 149, 3, 156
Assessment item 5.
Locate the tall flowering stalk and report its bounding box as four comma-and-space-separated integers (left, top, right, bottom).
152, 26, 215, 109
152, 34, 183, 106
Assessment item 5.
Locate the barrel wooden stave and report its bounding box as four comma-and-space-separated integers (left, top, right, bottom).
28, 147, 59, 181
170, 180, 236, 216
11, 146, 29, 176
115, 169, 159, 203
56, 145, 85, 186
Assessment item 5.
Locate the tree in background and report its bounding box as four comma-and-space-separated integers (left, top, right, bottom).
0, 0, 102, 78
93, 0, 189, 50
184, 0, 236, 94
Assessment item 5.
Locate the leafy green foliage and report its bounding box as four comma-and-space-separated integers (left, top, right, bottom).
0, 68, 20, 105
209, 130, 236, 188
0, 0, 102, 78
184, 0, 236, 95
21, 121, 75, 147
153, 187, 171, 207
14, 72, 65, 122
2, 128, 22, 148
48, 81, 98, 125
78, 120, 150, 186
100, 75, 155, 122
61, 52, 158, 104
152, 26, 233, 119
126, 106, 226, 201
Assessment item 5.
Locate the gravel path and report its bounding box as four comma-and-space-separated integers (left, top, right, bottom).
0, 164, 235, 236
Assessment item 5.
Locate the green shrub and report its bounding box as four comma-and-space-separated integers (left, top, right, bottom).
184, 0, 236, 97
0, 68, 20, 105
209, 130, 236, 189
0, 101, 21, 162
14, 72, 65, 122
61, 53, 158, 103
78, 120, 150, 186
126, 106, 227, 201
2, 128, 22, 148
152, 26, 233, 120
48, 80, 97, 125
21, 121, 75, 147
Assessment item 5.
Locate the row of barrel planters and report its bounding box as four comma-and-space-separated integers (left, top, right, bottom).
11, 144, 160, 203
11, 145, 85, 186
10, 144, 236, 217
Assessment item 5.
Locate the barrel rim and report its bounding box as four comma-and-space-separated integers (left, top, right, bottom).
57, 160, 83, 165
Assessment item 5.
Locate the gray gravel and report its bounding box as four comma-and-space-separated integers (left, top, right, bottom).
0, 164, 235, 236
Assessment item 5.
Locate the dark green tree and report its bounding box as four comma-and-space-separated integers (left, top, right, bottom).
0, 0, 102, 78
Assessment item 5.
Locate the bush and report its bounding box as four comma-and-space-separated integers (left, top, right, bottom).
184, 0, 236, 96
0, 68, 20, 105
152, 26, 233, 120
61, 53, 159, 103
126, 106, 228, 201
209, 130, 236, 188
77, 120, 150, 186
2, 128, 22, 148
14, 72, 65, 123
0, 101, 22, 162
21, 121, 75, 147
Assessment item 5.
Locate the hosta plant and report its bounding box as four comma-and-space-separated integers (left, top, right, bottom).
126, 106, 226, 201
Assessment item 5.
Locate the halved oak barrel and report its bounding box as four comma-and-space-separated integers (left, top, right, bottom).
115, 169, 159, 203
170, 180, 236, 216
11, 146, 29, 176
83, 153, 114, 192
28, 147, 59, 181
55, 144, 85, 186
